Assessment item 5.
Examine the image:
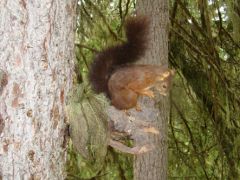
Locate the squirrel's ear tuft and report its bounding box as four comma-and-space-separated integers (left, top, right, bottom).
162, 69, 175, 77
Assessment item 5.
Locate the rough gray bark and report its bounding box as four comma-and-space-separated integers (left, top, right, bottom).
134, 0, 169, 179
0, 0, 76, 179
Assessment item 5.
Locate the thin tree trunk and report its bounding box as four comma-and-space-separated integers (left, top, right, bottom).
134, 0, 169, 179
0, 0, 76, 179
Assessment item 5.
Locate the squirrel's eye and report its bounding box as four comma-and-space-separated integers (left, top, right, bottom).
162, 84, 167, 89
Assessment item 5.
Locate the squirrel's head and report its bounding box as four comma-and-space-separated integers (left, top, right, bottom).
155, 69, 175, 96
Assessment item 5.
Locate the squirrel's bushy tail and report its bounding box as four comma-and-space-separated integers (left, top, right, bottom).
89, 16, 149, 96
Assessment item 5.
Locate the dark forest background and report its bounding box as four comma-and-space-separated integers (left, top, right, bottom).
66, 0, 240, 179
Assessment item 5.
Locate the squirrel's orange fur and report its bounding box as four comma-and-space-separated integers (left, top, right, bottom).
108, 65, 174, 109
89, 16, 174, 110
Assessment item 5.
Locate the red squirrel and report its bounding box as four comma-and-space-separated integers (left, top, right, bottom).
89, 16, 174, 110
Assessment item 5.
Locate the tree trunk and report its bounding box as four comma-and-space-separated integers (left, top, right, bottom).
0, 0, 76, 179
134, 0, 169, 179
